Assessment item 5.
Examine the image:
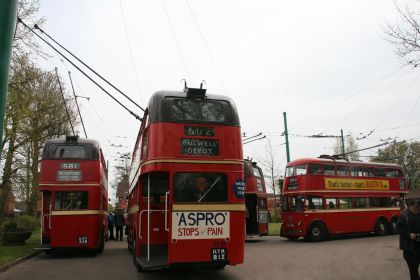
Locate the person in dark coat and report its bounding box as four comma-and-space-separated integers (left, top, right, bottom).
114, 209, 125, 241
397, 199, 420, 280
107, 212, 115, 240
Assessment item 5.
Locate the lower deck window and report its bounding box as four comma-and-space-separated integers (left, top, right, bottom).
54, 191, 88, 210
173, 173, 227, 202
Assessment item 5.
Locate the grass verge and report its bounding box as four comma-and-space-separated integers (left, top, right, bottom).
0, 228, 40, 267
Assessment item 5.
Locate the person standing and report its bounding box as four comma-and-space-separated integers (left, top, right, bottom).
114, 209, 125, 241
108, 212, 115, 240
397, 200, 420, 280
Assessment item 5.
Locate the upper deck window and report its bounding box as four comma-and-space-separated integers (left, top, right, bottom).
351, 166, 374, 177
170, 99, 226, 123
336, 165, 350, 176
295, 165, 307, 176
308, 164, 322, 174
385, 168, 403, 177
54, 145, 86, 159
43, 143, 99, 160
173, 172, 227, 202
322, 164, 335, 175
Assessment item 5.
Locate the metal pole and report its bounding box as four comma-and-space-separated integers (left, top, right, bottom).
147, 173, 150, 262
340, 129, 345, 156
55, 68, 75, 135
68, 71, 87, 138
283, 112, 290, 163
0, 0, 18, 143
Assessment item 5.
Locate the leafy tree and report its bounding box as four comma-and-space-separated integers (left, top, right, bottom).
371, 141, 420, 189
0, 55, 77, 217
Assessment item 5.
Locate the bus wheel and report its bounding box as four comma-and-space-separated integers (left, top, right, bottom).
375, 218, 388, 235
286, 236, 299, 241
390, 217, 398, 234
308, 222, 327, 242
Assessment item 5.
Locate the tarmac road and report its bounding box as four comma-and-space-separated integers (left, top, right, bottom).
0, 234, 408, 280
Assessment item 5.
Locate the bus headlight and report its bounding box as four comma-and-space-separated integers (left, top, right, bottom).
297, 220, 302, 227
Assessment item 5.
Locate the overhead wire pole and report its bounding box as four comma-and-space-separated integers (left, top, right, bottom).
340, 129, 345, 155
0, 0, 17, 144
68, 71, 87, 138
17, 19, 142, 121
283, 112, 290, 163
55, 68, 75, 136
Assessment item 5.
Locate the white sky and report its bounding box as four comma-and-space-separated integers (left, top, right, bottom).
35, 0, 420, 197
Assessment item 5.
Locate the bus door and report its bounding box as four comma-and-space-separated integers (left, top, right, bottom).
245, 194, 258, 235
41, 191, 52, 245
138, 172, 169, 268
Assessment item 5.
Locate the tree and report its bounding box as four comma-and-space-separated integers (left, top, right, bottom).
371, 141, 420, 189
0, 54, 77, 217
259, 139, 282, 222
332, 132, 360, 160
385, 3, 420, 64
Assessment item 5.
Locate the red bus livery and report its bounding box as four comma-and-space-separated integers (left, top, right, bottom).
280, 157, 408, 241
126, 87, 245, 271
38, 136, 108, 253
244, 159, 268, 236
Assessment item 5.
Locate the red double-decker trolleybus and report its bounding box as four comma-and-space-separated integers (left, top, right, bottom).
38, 136, 108, 253
280, 157, 408, 241
126, 87, 245, 271
244, 159, 268, 236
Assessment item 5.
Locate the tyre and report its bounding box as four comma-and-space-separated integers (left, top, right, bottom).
375, 218, 388, 235
307, 222, 327, 242
97, 232, 105, 254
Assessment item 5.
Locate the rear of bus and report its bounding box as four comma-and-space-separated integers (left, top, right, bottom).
38, 137, 108, 253
130, 88, 245, 270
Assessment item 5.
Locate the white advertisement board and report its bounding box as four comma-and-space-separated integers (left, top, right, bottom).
172, 211, 230, 240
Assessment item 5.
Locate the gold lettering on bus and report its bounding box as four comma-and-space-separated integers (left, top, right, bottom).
324, 178, 389, 190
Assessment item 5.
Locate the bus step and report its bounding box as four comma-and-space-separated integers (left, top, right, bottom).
136, 256, 168, 270
34, 244, 51, 250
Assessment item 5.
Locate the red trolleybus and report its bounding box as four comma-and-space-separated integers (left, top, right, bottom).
244, 159, 268, 236
38, 136, 108, 253
280, 156, 408, 241
126, 87, 245, 271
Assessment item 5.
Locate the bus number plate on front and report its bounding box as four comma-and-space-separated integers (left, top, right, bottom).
211, 248, 227, 261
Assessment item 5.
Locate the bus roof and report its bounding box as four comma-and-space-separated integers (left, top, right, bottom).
286, 157, 402, 169
147, 90, 240, 126
44, 137, 101, 149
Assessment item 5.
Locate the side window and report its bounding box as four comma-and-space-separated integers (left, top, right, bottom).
385, 168, 403, 177
308, 164, 322, 174
142, 172, 169, 203
354, 197, 369, 208
339, 198, 352, 209
323, 165, 335, 175
336, 165, 349, 176
375, 168, 386, 177
295, 164, 307, 176
326, 198, 338, 209
285, 166, 294, 177
305, 195, 323, 209
141, 129, 149, 160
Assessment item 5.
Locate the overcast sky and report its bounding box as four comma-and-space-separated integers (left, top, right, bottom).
35, 0, 420, 196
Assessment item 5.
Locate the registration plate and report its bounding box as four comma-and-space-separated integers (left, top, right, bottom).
211, 248, 227, 261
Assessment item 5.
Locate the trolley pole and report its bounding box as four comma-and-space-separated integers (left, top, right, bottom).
0, 0, 18, 143
283, 112, 290, 163
340, 129, 345, 156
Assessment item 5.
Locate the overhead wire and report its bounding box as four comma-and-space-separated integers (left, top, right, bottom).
289, 64, 408, 133
185, 0, 227, 93
32, 21, 145, 112
17, 19, 143, 121
119, 0, 143, 100
315, 65, 412, 136
161, 0, 191, 82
